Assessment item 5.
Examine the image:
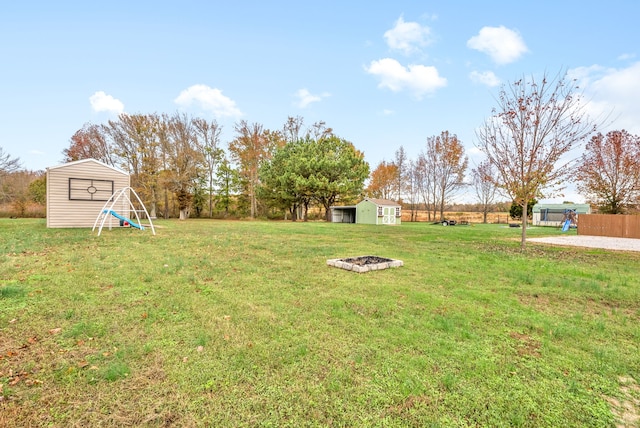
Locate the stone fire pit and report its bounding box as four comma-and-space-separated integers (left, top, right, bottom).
326, 255, 403, 273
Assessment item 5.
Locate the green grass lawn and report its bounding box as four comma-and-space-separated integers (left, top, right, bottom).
1, 219, 639, 427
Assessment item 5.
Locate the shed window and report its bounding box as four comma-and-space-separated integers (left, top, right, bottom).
69, 178, 114, 201
540, 208, 567, 222
395, 207, 401, 217
377, 206, 383, 216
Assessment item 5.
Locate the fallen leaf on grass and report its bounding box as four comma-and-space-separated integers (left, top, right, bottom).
78, 361, 89, 369
9, 319, 17, 324
27, 336, 38, 344
49, 328, 62, 335
196, 346, 204, 353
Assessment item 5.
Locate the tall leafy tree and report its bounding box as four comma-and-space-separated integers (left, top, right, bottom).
63, 123, 115, 166
311, 136, 369, 221
259, 139, 313, 221
104, 113, 162, 218
260, 135, 369, 221
214, 156, 242, 217
366, 161, 398, 200
164, 113, 205, 220
228, 121, 281, 218
576, 130, 640, 214
476, 71, 595, 248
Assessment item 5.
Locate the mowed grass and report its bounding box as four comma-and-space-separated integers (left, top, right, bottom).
1, 219, 639, 427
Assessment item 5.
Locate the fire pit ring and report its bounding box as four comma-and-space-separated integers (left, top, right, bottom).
326, 255, 403, 273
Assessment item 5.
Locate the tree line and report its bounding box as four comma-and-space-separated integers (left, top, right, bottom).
60, 113, 369, 221
2, 71, 639, 244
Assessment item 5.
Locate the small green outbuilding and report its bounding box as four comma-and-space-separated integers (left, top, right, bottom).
331, 198, 401, 225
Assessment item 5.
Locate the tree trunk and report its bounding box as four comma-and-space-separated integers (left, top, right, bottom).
164, 189, 169, 219
520, 200, 528, 249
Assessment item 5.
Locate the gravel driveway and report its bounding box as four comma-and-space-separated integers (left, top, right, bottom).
528, 235, 640, 252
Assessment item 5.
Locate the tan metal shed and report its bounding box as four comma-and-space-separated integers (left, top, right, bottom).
46, 159, 130, 228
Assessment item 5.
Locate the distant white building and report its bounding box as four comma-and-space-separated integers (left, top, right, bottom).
532, 203, 591, 227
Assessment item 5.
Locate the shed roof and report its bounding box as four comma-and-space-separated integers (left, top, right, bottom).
360, 197, 400, 207
532, 203, 591, 212
46, 158, 128, 176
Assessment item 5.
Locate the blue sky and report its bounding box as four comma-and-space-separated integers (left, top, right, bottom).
2, 1, 639, 202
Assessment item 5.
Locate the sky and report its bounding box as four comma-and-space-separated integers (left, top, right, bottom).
1, 1, 639, 203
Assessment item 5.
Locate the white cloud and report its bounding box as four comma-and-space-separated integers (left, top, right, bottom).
384, 16, 432, 55
294, 88, 330, 108
29, 149, 45, 155
570, 62, 640, 135
469, 70, 501, 87
467, 26, 528, 65
617, 53, 636, 61
174, 84, 242, 118
365, 58, 447, 98
89, 91, 124, 114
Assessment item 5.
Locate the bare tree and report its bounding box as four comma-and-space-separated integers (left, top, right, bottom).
283, 116, 304, 143
0, 147, 21, 175
193, 118, 223, 217
405, 159, 421, 221
393, 146, 408, 201
0, 147, 23, 203
414, 152, 436, 221
307, 120, 333, 141
476, 71, 596, 248
424, 131, 468, 220
471, 160, 500, 223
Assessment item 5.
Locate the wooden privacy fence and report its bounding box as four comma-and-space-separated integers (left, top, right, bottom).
578, 214, 640, 239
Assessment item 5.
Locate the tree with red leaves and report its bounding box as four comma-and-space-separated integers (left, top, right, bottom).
576, 130, 640, 214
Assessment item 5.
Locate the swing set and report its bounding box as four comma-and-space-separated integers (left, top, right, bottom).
92, 187, 156, 236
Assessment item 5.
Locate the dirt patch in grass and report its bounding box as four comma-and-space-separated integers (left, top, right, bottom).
509, 331, 542, 358
517, 294, 639, 321
605, 376, 640, 428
